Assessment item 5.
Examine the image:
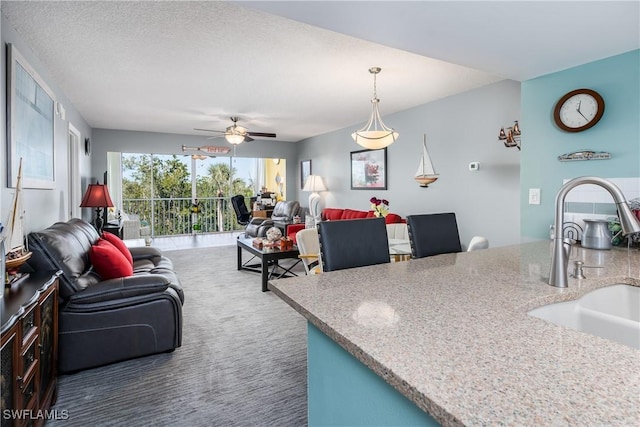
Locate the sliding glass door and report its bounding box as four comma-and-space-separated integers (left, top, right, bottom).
117, 153, 284, 237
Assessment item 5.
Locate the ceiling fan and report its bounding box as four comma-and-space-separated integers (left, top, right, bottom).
194, 116, 277, 145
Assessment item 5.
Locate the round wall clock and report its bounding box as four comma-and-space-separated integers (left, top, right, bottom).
553, 88, 605, 132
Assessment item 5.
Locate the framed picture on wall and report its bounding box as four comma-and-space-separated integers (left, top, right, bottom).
6, 44, 56, 189
350, 148, 387, 190
301, 159, 312, 189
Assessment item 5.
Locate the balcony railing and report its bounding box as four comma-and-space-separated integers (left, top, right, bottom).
122, 197, 243, 237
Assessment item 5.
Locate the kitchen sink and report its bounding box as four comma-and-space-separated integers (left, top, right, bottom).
528, 284, 640, 349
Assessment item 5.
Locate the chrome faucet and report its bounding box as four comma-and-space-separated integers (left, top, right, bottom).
549, 176, 640, 288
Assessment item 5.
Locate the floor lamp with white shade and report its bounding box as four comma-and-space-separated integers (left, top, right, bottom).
303, 175, 327, 226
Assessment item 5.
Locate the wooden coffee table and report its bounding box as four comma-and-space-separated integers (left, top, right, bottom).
236, 237, 301, 292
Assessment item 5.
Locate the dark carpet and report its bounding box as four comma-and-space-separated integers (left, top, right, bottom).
47, 245, 308, 427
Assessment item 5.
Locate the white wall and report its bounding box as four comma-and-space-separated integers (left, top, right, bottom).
296, 80, 522, 248
1, 14, 93, 233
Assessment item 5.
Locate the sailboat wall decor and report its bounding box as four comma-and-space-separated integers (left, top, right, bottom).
4, 158, 32, 276
414, 134, 439, 187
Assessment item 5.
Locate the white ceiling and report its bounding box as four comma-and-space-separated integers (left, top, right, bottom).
2, 1, 638, 143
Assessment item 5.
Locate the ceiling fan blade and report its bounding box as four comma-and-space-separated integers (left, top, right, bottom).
247, 132, 276, 138
194, 128, 225, 133
244, 136, 255, 143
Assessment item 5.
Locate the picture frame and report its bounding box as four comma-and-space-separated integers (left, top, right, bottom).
7, 43, 56, 189
350, 148, 387, 190
301, 159, 312, 189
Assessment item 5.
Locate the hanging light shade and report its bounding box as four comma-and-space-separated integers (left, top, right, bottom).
351, 67, 399, 149
225, 133, 245, 145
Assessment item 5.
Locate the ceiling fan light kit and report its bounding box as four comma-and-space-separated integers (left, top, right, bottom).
194, 117, 276, 146
352, 67, 399, 150
225, 133, 245, 145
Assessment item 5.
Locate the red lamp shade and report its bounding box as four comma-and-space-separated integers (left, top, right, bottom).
80, 183, 114, 208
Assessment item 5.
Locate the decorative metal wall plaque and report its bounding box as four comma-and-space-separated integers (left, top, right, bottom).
558, 150, 611, 162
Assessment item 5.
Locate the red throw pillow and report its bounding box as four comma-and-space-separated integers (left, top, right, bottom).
323, 208, 344, 221
101, 232, 133, 266
366, 211, 376, 218
90, 239, 133, 280
385, 213, 403, 224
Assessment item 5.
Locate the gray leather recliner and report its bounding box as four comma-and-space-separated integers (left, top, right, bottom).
270, 200, 301, 232
27, 218, 183, 373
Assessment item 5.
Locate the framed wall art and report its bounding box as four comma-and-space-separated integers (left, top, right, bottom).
350, 148, 387, 190
301, 159, 312, 189
7, 43, 56, 189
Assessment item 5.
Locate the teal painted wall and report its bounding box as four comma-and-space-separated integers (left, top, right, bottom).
521, 50, 640, 240
307, 323, 439, 426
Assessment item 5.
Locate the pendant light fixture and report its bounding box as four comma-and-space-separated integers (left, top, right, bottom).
352, 67, 399, 149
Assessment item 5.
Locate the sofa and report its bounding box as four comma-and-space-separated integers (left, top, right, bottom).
286, 207, 404, 242
27, 218, 184, 373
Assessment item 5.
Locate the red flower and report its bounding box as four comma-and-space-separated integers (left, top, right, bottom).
369, 196, 390, 218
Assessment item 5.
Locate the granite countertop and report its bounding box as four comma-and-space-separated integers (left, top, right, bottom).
269, 241, 640, 426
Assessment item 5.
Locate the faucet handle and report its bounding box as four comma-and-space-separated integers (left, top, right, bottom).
570, 260, 586, 279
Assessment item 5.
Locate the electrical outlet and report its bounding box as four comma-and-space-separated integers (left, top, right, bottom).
529, 188, 541, 205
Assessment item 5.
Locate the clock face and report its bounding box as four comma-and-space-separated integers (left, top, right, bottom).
554, 89, 604, 132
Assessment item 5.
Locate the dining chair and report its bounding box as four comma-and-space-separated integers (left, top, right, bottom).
317, 217, 390, 272
386, 222, 411, 262
296, 228, 323, 275
467, 236, 489, 251
406, 213, 463, 258
386, 223, 409, 240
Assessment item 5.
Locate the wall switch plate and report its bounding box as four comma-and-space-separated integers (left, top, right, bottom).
468, 162, 480, 171
529, 188, 541, 205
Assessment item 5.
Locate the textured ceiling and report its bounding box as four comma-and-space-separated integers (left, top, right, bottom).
2, 1, 638, 143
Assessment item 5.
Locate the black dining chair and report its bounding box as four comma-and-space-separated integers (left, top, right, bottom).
406, 213, 463, 258
317, 217, 390, 272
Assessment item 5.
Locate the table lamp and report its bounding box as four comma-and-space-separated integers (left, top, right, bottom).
303, 175, 327, 226
80, 181, 114, 231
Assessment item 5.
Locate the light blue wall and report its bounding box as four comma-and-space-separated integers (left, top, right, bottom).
1, 14, 93, 232
521, 50, 640, 240
296, 80, 522, 248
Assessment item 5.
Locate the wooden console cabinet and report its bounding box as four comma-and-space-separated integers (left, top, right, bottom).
1, 271, 60, 427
